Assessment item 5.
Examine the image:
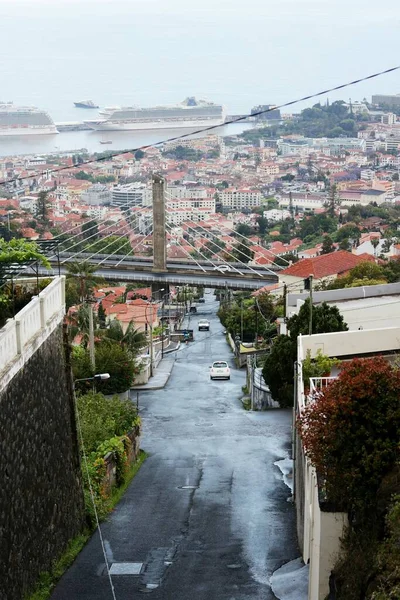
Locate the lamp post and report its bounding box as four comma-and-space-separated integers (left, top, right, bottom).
73, 373, 110, 394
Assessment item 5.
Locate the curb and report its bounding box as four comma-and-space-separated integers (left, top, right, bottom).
131, 358, 176, 391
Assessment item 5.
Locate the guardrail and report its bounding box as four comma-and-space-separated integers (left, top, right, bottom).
0, 276, 65, 372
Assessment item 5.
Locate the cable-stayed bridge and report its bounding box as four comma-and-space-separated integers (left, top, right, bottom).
40, 174, 282, 291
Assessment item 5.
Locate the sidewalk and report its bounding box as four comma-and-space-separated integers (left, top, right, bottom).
131, 355, 177, 391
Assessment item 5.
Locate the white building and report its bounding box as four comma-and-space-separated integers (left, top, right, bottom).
219, 188, 262, 210
111, 183, 152, 208
166, 186, 208, 199
263, 208, 291, 222
81, 183, 112, 206
278, 193, 326, 212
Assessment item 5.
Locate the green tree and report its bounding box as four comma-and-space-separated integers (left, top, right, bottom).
235, 223, 253, 237
72, 343, 136, 394
263, 300, 348, 407
288, 299, 348, 339
66, 260, 104, 302
135, 149, 145, 160
321, 235, 334, 254
327, 261, 387, 290
103, 320, 146, 357
36, 191, 49, 223
97, 301, 107, 328
0, 238, 50, 271
81, 219, 99, 241
256, 216, 268, 235
233, 240, 254, 263
262, 335, 297, 407
87, 236, 132, 255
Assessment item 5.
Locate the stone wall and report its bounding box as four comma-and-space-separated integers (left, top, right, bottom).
0, 323, 85, 600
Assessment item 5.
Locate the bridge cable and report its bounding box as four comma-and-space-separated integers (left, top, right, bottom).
163, 190, 274, 276
184, 220, 268, 278
206, 217, 291, 266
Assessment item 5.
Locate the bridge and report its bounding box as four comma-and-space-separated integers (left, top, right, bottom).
38, 174, 280, 292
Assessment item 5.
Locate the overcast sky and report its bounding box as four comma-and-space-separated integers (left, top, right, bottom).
0, 0, 399, 115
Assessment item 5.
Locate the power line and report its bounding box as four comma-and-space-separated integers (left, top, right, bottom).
1, 64, 399, 187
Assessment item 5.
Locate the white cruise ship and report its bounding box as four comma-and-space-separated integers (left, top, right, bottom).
0, 103, 58, 136
84, 97, 225, 132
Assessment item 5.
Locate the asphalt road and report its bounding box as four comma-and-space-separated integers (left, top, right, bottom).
51, 292, 299, 600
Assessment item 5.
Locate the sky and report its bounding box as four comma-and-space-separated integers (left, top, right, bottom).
0, 0, 399, 117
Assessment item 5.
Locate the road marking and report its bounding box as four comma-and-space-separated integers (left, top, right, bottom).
109, 562, 143, 575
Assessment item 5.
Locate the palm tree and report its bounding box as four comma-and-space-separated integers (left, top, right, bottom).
104, 320, 147, 357
67, 304, 96, 347
66, 260, 104, 303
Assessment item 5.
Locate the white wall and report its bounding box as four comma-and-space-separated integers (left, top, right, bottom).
0, 277, 66, 393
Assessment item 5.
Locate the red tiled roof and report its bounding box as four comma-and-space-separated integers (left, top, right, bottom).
280, 250, 376, 279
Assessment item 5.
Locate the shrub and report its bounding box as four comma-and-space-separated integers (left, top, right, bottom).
297, 357, 400, 519
77, 392, 139, 453
71, 342, 137, 394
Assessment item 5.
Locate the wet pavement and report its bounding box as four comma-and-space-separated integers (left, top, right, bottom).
50, 292, 299, 600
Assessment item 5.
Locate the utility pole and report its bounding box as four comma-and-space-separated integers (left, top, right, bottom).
88, 304, 95, 371
308, 275, 313, 336
283, 284, 287, 319
149, 303, 154, 377
240, 298, 244, 341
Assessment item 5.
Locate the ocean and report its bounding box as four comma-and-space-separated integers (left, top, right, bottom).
0, 0, 399, 157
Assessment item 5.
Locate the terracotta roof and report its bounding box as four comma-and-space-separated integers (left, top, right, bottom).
280, 250, 376, 279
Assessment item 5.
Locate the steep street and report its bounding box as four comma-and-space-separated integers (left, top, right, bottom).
51, 292, 299, 600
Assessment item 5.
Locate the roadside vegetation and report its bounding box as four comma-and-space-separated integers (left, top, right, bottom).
262, 299, 347, 407
297, 357, 400, 599
26, 391, 145, 600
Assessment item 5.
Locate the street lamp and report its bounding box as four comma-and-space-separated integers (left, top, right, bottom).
73, 373, 110, 393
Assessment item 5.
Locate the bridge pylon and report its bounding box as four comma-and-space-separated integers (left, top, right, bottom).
152, 173, 167, 272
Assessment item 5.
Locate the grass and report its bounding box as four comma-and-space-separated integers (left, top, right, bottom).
25, 450, 148, 600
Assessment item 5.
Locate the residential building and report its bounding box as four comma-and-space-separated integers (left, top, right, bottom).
372, 93, 400, 107
111, 183, 152, 208
219, 188, 262, 210
278, 250, 376, 291
263, 208, 291, 222
81, 183, 112, 206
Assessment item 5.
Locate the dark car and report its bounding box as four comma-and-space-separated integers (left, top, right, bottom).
198, 298, 205, 303
189, 306, 197, 314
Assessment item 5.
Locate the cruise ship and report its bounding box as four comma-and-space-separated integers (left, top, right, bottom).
0, 103, 58, 136
84, 97, 225, 132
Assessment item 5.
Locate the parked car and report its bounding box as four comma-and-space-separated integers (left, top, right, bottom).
198, 297, 205, 303
213, 265, 231, 273
189, 306, 197, 314
210, 360, 230, 380
198, 319, 210, 331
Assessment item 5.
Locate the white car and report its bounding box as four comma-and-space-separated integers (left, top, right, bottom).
198, 319, 210, 331
210, 360, 231, 380
213, 265, 231, 273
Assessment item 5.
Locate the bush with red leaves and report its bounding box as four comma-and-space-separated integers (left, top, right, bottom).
297, 357, 400, 518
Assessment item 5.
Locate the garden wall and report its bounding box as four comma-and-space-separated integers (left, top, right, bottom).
0, 321, 85, 600
103, 425, 141, 493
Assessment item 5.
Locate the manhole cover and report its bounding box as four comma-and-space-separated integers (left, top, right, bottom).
178, 485, 199, 490
109, 562, 143, 575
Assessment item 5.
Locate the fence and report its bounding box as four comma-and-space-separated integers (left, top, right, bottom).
0, 277, 65, 374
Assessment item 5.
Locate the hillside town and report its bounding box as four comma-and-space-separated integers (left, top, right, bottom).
2, 99, 400, 279
3, 95, 400, 600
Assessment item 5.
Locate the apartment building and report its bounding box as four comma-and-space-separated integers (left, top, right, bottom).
219, 188, 262, 210
278, 192, 326, 212
111, 183, 152, 208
